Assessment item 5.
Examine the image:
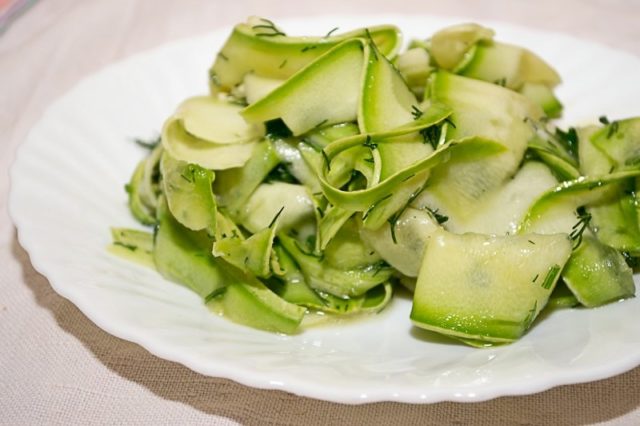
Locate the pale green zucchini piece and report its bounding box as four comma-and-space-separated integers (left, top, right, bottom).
562, 235, 635, 307
272, 236, 392, 314
108, 228, 155, 268
212, 214, 279, 278
240, 182, 315, 233
160, 152, 216, 234
137, 144, 163, 217
454, 161, 558, 235
362, 170, 430, 230
411, 230, 572, 344
126, 159, 157, 225
546, 281, 579, 309
519, 83, 563, 118
278, 234, 392, 298
175, 96, 264, 143
154, 199, 227, 299
377, 133, 434, 181
320, 137, 504, 221
429, 23, 495, 70
395, 47, 433, 99
458, 41, 561, 89
519, 170, 640, 234
417, 72, 542, 227
577, 125, 640, 253
271, 138, 320, 192
590, 118, 640, 169
270, 243, 326, 307
243, 73, 285, 104
162, 117, 256, 170
527, 138, 580, 182
359, 41, 418, 133
241, 39, 367, 135
316, 204, 354, 251
323, 217, 382, 270
214, 140, 280, 216
588, 183, 640, 254
578, 125, 612, 175
518, 172, 639, 307
210, 18, 401, 90
359, 207, 440, 277
208, 271, 305, 335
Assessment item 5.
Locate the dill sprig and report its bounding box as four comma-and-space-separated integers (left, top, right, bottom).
411, 105, 423, 120
569, 207, 592, 249
364, 28, 378, 61
363, 135, 378, 150
599, 115, 620, 138
324, 27, 339, 38
540, 264, 561, 290
425, 207, 448, 225
386, 188, 424, 244
268, 206, 285, 228
523, 301, 538, 330
252, 18, 286, 37
133, 135, 160, 149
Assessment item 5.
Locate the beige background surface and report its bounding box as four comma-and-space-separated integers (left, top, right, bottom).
2, 0, 640, 424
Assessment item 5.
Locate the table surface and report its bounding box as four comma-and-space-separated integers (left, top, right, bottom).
2, 0, 640, 424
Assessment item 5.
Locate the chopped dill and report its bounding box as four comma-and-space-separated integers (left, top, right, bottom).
252, 18, 286, 37
425, 207, 448, 224
363, 135, 378, 150
268, 206, 285, 228
411, 105, 423, 120
324, 27, 339, 38
133, 135, 160, 149
569, 207, 591, 249
541, 264, 561, 290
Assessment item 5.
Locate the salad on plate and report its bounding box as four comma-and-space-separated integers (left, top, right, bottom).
110, 17, 640, 348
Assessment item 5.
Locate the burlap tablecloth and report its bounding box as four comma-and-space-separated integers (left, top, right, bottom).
2, 0, 639, 424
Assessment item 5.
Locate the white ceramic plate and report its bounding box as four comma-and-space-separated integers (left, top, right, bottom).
9, 15, 640, 404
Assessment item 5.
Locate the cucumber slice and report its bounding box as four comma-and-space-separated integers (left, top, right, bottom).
241, 39, 366, 135
410, 230, 572, 343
